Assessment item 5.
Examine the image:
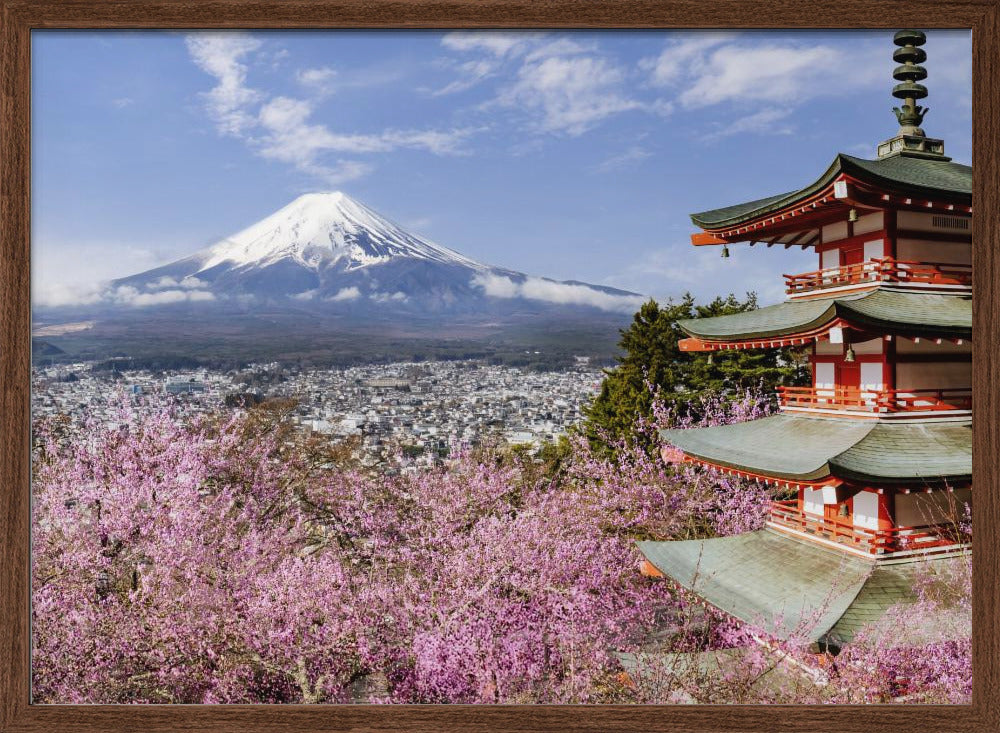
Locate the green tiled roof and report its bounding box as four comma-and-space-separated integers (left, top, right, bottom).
636, 530, 966, 647
829, 421, 972, 485
841, 289, 971, 338
659, 414, 971, 485
636, 530, 874, 645
661, 414, 873, 481
677, 288, 971, 342
691, 153, 972, 229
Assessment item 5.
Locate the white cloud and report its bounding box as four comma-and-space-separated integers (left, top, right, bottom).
679, 45, 839, 108
643, 35, 885, 114
112, 97, 134, 109
329, 286, 361, 302
185, 33, 475, 185
441, 32, 532, 58
635, 34, 895, 140
495, 55, 644, 136
148, 276, 208, 290
292, 289, 318, 301
641, 33, 736, 87
185, 33, 263, 136
701, 107, 795, 141
33, 282, 105, 308
254, 95, 472, 184
432, 59, 499, 96
109, 286, 216, 307
440, 34, 668, 135
32, 238, 186, 308
523, 37, 592, 62
371, 291, 408, 303
472, 273, 645, 313
433, 33, 540, 96
593, 145, 652, 173
296, 66, 337, 94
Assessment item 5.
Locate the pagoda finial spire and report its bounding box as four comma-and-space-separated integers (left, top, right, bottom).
877, 29, 948, 160
891, 29, 929, 135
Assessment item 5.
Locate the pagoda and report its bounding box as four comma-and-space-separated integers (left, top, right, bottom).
636, 30, 971, 652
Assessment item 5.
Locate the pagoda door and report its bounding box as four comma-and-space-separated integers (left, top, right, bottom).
835, 361, 861, 404
840, 244, 864, 267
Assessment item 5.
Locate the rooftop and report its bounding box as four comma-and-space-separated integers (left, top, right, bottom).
676, 288, 971, 344
690, 153, 971, 231
659, 414, 971, 486
636, 529, 967, 648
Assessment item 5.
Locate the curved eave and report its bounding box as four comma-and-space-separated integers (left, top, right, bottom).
660, 414, 972, 486
660, 414, 873, 483
677, 289, 971, 345
636, 532, 965, 645
690, 153, 972, 231
635, 530, 874, 643
828, 420, 972, 486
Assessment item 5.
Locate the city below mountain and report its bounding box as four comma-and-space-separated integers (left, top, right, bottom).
34, 193, 644, 366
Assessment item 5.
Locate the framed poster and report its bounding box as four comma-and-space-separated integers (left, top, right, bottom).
2, 1, 997, 731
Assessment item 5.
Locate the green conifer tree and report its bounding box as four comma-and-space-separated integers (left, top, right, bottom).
582, 293, 808, 451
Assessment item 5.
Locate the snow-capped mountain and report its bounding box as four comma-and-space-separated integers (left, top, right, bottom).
197, 191, 487, 274
110, 192, 643, 315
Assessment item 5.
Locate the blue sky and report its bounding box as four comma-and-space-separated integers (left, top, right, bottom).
32, 29, 971, 308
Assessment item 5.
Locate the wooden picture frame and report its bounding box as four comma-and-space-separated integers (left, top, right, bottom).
2, 1, 997, 731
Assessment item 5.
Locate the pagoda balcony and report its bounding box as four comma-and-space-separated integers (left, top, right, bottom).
778, 386, 972, 415
784, 258, 972, 296
767, 500, 967, 558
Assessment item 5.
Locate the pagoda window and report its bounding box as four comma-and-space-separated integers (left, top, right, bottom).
859, 362, 884, 391
822, 221, 849, 242
852, 337, 885, 355
895, 338, 971, 356
853, 211, 884, 235
896, 238, 971, 265
803, 487, 825, 517
897, 210, 970, 234
896, 488, 972, 530
852, 491, 881, 532
820, 248, 839, 270
896, 361, 970, 391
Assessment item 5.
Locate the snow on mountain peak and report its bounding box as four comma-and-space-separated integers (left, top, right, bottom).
196, 191, 485, 273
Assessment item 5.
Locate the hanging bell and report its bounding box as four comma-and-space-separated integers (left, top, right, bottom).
721, 245, 730, 259
844, 345, 856, 362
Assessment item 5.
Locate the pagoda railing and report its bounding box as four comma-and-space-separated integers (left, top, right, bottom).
784, 258, 972, 295
778, 386, 972, 413
768, 500, 966, 556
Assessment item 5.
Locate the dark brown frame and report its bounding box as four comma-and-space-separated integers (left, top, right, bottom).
2, 1, 997, 731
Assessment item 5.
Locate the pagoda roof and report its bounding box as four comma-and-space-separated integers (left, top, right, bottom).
677, 288, 971, 344
659, 414, 971, 486
636, 530, 965, 647
691, 153, 972, 230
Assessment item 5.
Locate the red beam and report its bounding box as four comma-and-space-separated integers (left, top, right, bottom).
691, 232, 729, 246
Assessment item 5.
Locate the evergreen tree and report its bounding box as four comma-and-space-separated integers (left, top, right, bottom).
582, 293, 808, 450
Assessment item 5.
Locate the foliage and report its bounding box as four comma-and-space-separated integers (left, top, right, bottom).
582, 295, 809, 451
31, 389, 969, 705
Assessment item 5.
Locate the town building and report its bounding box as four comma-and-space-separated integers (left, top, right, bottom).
637, 30, 971, 652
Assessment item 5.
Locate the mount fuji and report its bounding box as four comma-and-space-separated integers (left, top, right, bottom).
109, 192, 643, 315
35, 193, 645, 364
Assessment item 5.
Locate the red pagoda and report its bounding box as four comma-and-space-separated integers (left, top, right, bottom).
637, 30, 971, 652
